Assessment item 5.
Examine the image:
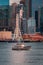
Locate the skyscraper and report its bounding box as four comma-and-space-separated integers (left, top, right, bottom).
0, 5, 9, 31
27, 18, 36, 34
0, 0, 9, 31
20, 0, 32, 34
9, 3, 17, 32
35, 7, 43, 34
26, 0, 32, 19
20, 0, 32, 19
35, 11, 38, 32
38, 7, 43, 34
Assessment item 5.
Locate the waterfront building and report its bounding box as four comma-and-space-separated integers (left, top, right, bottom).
0, 0, 9, 30
0, 5, 9, 31
20, 0, 32, 19
27, 17, 36, 34
9, 3, 24, 33
20, 0, 32, 34
38, 7, 43, 34
0, 0, 32, 34
35, 7, 43, 34
35, 11, 38, 32
9, 3, 17, 32
21, 18, 27, 34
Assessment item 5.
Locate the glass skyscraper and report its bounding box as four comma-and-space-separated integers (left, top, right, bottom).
0, 0, 9, 31
20, 0, 32, 34
40, 7, 43, 34
28, 18, 36, 34
35, 11, 38, 32
35, 7, 43, 34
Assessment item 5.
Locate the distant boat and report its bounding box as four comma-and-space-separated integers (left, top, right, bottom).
12, 34, 31, 50
12, 43, 31, 50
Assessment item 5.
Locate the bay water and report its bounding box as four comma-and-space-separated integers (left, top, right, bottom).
0, 42, 43, 65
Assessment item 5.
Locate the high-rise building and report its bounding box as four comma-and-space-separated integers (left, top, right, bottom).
27, 18, 36, 34
22, 19, 27, 34
20, 0, 32, 34
38, 7, 43, 34
35, 11, 38, 32
0, 5, 9, 31
35, 7, 43, 34
9, 3, 17, 32
20, 0, 32, 19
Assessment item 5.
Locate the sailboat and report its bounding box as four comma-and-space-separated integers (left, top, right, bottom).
12, 8, 31, 50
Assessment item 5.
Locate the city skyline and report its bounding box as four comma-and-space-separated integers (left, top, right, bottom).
0, 0, 43, 16
0, 0, 43, 41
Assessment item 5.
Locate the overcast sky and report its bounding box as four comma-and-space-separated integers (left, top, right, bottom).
9, 0, 20, 5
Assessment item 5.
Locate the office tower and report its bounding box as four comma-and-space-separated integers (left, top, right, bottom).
9, 3, 17, 32
0, 5, 9, 31
35, 7, 43, 34
27, 18, 36, 34
20, 0, 32, 19
0, 0, 9, 31
38, 7, 43, 34
20, 0, 32, 34
26, 0, 32, 19
35, 11, 38, 32
22, 19, 27, 34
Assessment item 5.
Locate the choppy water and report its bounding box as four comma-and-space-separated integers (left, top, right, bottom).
0, 42, 43, 65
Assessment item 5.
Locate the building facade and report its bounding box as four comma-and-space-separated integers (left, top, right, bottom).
20, 0, 32, 19
0, 5, 9, 31
20, 0, 32, 34
27, 18, 36, 34
9, 3, 18, 32
35, 11, 38, 32
35, 7, 43, 34
38, 7, 43, 34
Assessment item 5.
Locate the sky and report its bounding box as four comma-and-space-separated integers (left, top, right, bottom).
0, 0, 9, 5
9, 0, 20, 5
32, 0, 43, 16
0, 0, 20, 5
0, 0, 43, 16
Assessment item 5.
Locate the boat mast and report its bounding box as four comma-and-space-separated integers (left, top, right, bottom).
14, 12, 23, 41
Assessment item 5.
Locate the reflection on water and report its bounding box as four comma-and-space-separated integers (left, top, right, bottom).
0, 42, 43, 65
11, 51, 25, 64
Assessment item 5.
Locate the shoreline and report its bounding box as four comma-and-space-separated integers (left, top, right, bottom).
0, 40, 43, 43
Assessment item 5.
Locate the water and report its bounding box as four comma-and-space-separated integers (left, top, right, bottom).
0, 42, 43, 65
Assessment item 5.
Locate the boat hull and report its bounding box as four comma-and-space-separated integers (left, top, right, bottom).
12, 46, 31, 50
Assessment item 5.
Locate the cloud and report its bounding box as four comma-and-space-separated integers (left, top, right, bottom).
9, 0, 20, 5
